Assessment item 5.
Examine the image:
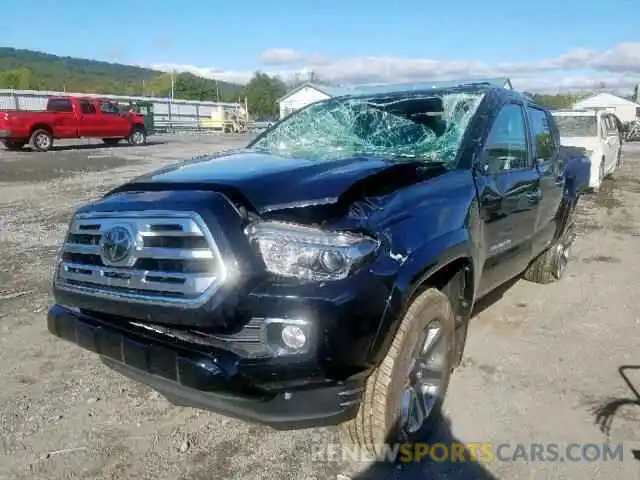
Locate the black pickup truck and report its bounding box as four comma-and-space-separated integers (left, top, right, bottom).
47, 83, 590, 454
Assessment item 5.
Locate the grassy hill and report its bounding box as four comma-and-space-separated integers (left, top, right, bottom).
0, 47, 244, 101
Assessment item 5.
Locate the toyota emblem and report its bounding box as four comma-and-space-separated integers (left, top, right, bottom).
100, 225, 137, 266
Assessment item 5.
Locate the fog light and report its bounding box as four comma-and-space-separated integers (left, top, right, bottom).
281, 325, 307, 350
264, 318, 312, 356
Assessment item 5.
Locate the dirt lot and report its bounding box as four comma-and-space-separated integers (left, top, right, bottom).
0, 135, 639, 480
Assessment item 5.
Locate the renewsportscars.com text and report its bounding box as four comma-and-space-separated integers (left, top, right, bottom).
311, 442, 626, 464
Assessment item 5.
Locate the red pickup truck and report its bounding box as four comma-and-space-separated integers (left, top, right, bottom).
0, 96, 147, 152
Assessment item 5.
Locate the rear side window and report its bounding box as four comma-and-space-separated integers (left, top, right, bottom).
47, 99, 73, 112
79, 100, 96, 114
604, 115, 618, 135
528, 107, 556, 162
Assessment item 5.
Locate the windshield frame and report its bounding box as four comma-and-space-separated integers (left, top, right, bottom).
247, 87, 488, 168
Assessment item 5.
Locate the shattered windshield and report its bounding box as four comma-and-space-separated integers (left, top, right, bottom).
249, 91, 485, 164
553, 115, 598, 137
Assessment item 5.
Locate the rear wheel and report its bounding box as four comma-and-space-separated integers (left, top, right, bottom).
523, 215, 575, 284
3, 140, 25, 151
341, 288, 456, 457
29, 129, 53, 152
127, 127, 146, 146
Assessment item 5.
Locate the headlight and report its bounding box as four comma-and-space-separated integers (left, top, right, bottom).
245, 221, 379, 281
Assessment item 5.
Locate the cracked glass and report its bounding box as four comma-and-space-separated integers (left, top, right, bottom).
250, 91, 485, 165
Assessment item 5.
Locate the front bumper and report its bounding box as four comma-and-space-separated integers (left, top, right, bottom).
47, 304, 364, 429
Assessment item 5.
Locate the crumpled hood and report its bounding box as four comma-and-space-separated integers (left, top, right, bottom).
111, 149, 413, 213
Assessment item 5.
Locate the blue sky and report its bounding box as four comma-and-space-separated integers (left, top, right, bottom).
1, 0, 639, 91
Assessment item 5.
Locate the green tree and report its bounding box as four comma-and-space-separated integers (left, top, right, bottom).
243, 72, 286, 117
0, 67, 34, 89
0, 47, 245, 100
531, 93, 585, 109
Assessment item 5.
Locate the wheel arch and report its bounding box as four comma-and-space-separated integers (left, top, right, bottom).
30, 123, 53, 137
367, 236, 476, 368
130, 122, 146, 135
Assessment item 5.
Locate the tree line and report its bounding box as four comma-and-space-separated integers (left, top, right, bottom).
0, 47, 636, 119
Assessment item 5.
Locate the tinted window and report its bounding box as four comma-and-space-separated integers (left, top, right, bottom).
47, 99, 73, 112
528, 107, 556, 162
483, 104, 529, 172
79, 100, 96, 114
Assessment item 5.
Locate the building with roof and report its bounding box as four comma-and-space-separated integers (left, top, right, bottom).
277, 78, 513, 119
573, 93, 640, 123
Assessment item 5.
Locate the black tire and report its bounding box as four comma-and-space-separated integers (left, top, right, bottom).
341, 288, 456, 457
616, 148, 623, 168
29, 128, 53, 152
523, 214, 575, 284
127, 127, 146, 146
102, 138, 121, 145
3, 140, 25, 151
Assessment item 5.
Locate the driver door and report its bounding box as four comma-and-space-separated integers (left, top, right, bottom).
474, 102, 541, 297
98, 101, 130, 137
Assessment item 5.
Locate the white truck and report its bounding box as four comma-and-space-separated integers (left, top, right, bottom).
552, 109, 623, 191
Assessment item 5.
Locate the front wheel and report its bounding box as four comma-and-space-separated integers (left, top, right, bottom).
29, 129, 54, 152
127, 128, 146, 146
341, 288, 456, 457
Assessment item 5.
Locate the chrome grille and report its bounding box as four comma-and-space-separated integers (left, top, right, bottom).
55, 211, 225, 307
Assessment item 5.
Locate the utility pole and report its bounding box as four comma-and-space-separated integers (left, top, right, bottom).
170, 69, 175, 101
169, 69, 175, 128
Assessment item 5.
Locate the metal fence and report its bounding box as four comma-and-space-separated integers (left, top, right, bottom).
0, 88, 245, 132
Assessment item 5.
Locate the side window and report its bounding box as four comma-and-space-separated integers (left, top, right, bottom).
47, 99, 73, 112
79, 100, 96, 114
599, 118, 607, 139
100, 102, 120, 114
528, 107, 556, 162
483, 104, 529, 172
605, 115, 618, 136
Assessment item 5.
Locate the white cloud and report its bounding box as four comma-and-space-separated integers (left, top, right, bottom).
149, 63, 255, 85
260, 48, 328, 66
260, 48, 306, 65
150, 43, 640, 93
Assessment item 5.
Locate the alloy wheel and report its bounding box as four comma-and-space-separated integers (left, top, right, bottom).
35, 133, 51, 150
400, 321, 446, 434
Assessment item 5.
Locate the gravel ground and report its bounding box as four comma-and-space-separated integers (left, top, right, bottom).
0, 135, 639, 480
